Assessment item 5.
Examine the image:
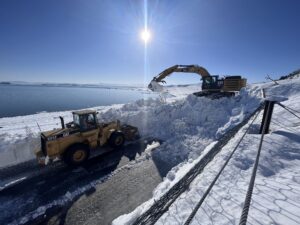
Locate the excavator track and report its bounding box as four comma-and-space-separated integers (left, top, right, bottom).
193, 91, 235, 99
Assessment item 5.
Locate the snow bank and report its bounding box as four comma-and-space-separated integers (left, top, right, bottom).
0, 85, 261, 168
100, 87, 261, 163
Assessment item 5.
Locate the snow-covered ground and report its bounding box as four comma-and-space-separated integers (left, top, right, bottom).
1, 77, 299, 225
113, 77, 300, 225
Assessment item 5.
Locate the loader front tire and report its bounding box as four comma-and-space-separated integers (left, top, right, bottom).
63, 144, 90, 166
109, 131, 125, 149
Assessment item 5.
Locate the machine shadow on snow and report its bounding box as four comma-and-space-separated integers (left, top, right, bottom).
247, 124, 261, 134
151, 147, 189, 178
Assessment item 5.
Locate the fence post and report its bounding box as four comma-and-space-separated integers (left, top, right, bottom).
259, 100, 275, 134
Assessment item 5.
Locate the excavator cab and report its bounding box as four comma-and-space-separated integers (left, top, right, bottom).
202, 75, 223, 91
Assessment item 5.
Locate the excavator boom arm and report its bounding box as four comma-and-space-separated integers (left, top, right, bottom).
152, 65, 211, 83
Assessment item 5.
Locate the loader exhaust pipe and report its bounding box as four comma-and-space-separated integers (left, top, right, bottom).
59, 116, 65, 129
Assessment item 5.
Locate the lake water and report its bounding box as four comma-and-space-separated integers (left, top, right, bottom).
0, 84, 155, 118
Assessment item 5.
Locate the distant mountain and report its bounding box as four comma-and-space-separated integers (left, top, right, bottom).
279, 68, 300, 80
0, 81, 145, 90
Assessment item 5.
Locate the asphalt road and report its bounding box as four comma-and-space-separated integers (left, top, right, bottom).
0, 138, 176, 225
46, 158, 163, 225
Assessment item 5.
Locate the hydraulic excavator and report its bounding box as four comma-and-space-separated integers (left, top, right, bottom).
148, 65, 247, 98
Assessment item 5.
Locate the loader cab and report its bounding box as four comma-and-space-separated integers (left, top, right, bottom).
202, 75, 223, 91
72, 110, 98, 131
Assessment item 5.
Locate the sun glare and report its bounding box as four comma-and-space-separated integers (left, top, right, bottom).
141, 29, 151, 44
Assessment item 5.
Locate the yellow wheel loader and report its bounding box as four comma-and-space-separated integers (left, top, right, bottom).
35, 110, 139, 166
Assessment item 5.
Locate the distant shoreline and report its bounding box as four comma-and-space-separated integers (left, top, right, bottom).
0, 82, 146, 91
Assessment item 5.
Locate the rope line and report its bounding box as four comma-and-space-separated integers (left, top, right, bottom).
238, 101, 272, 225
277, 103, 300, 120
279, 104, 300, 114
183, 109, 261, 225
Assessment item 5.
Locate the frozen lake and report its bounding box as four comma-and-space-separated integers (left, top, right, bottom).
0, 84, 154, 118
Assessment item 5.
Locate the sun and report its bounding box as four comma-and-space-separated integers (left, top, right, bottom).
141, 29, 151, 44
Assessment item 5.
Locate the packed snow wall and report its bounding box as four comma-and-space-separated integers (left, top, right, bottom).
0, 86, 261, 168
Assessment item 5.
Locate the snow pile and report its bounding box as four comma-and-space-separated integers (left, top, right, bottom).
151, 83, 202, 100
99, 87, 261, 164
0, 126, 41, 167
0, 85, 261, 168
0, 111, 71, 167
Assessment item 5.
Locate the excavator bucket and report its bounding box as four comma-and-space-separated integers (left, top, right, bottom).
148, 80, 164, 92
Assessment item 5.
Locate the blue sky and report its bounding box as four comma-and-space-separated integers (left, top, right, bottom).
0, 0, 299, 85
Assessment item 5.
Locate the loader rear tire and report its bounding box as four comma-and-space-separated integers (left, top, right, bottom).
109, 131, 125, 149
63, 144, 90, 166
